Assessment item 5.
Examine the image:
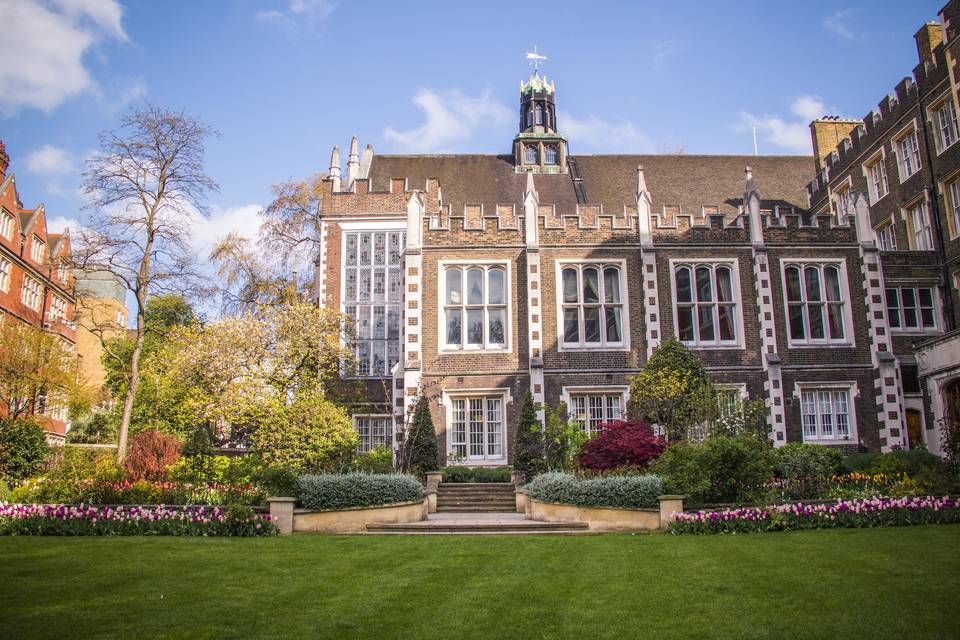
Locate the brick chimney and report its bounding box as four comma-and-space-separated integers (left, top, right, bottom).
809, 117, 860, 171
0, 140, 9, 180
915, 21, 943, 65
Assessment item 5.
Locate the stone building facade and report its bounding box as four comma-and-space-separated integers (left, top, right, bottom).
315, 3, 960, 464
0, 142, 77, 440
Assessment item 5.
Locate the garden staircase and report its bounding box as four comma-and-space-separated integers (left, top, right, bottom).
435, 482, 517, 513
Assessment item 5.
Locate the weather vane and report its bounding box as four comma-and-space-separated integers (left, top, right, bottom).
526, 45, 547, 75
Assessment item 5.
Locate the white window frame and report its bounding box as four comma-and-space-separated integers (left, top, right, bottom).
21, 275, 42, 311
31, 236, 45, 264
560, 385, 629, 437
885, 286, 938, 333
339, 222, 406, 378
832, 183, 853, 219
716, 384, 747, 418
892, 122, 922, 182
353, 415, 391, 453
0, 255, 10, 293
555, 260, 629, 351
946, 177, 960, 239
906, 199, 934, 251
438, 260, 511, 353
876, 219, 897, 251
862, 151, 889, 205
931, 96, 959, 154
669, 259, 744, 349
442, 388, 510, 465
48, 295, 68, 323
780, 259, 854, 347
795, 382, 858, 444
0, 209, 13, 240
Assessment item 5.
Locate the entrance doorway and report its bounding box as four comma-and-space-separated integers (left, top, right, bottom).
906, 409, 923, 450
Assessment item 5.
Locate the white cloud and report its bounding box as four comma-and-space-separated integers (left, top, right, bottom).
383, 88, 512, 153
45, 215, 79, 235
188, 204, 264, 258
737, 95, 839, 154
26, 144, 76, 175
0, 0, 126, 116
559, 112, 655, 153
823, 8, 862, 41
652, 40, 683, 70
257, 0, 336, 26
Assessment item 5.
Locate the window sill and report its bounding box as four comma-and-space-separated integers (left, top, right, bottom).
440, 346, 510, 354
558, 344, 629, 352
936, 139, 959, 156
801, 437, 855, 445
890, 328, 940, 336
787, 341, 853, 349
680, 342, 744, 350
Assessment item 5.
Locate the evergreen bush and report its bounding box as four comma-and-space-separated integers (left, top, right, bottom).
526, 471, 663, 509
295, 473, 423, 510
0, 417, 50, 484
401, 396, 439, 474
512, 392, 544, 481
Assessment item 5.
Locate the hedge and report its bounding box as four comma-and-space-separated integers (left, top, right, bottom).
441, 466, 512, 483
295, 473, 423, 510
525, 472, 664, 509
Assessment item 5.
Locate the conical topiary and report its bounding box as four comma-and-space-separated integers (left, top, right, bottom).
512, 391, 545, 481
405, 396, 439, 474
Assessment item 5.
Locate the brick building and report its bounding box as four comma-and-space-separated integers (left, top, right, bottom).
0, 141, 77, 440
316, 4, 960, 464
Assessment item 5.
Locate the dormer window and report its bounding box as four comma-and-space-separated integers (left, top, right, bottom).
535, 104, 543, 125
544, 145, 558, 165
524, 145, 538, 165
31, 236, 45, 263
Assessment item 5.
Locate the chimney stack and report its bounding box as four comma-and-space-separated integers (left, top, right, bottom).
809, 118, 860, 171
0, 140, 9, 180
328, 145, 341, 192
915, 21, 943, 66
346, 136, 360, 191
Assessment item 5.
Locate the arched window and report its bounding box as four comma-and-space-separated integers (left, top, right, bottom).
524, 145, 538, 165
544, 145, 558, 165
535, 104, 543, 125
546, 106, 553, 130
526, 107, 533, 128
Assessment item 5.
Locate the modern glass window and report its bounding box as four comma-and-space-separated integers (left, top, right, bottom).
0, 210, 13, 240
0, 256, 10, 292
949, 179, 960, 237
524, 145, 538, 164
896, 129, 921, 180
866, 158, 889, 203
784, 263, 847, 344
343, 230, 404, 377
21, 275, 42, 311
31, 236, 45, 263
908, 201, 934, 250
443, 265, 507, 350
936, 99, 958, 151
801, 388, 852, 441
560, 264, 625, 348
354, 416, 390, 453
876, 221, 897, 251
570, 393, 623, 436
450, 396, 504, 461
886, 287, 936, 330
674, 263, 737, 346
544, 144, 559, 165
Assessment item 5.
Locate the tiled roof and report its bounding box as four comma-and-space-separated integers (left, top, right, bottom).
369, 153, 814, 216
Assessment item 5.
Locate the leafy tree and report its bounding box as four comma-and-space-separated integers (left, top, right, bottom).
251, 388, 357, 472
0, 417, 50, 484
544, 403, 588, 472
77, 105, 219, 462
576, 421, 667, 472
209, 233, 305, 317
628, 339, 717, 442
512, 392, 544, 480
400, 396, 439, 474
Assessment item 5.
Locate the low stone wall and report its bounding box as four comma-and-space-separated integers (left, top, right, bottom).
268, 497, 428, 534
526, 495, 684, 531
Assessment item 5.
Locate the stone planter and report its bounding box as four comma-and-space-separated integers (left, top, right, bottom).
526, 495, 684, 531
268, 497, 429, 534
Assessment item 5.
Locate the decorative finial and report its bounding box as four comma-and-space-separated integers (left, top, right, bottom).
526, 45, 547, 76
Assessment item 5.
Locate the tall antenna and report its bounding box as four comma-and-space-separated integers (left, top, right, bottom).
752, 125, 759, 156
526, 45, 547, 75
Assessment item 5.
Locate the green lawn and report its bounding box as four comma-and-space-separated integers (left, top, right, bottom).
2, 526, 958, 640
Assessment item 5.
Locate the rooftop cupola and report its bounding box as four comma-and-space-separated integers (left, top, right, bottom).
513, 50, 568, 174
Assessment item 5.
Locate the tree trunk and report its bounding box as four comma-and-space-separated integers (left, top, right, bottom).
116, 323, 145, 463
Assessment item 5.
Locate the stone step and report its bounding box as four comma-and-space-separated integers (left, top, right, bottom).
367, 522, 588, 534
437, 483, 515, 489
436, 505, 517, 512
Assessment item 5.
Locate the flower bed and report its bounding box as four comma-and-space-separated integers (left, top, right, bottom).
10, 478, 263, 506
670, 496, 960, 535
0, 503, 276, 536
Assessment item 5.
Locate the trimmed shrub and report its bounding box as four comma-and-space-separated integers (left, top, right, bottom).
649, 434, 774, 504
124, 429, 181, 481
0, 417, 50, 484
441, 466, 512, 483
512, 392, 544, 481
526, 471, 663, 509
402, 397, 439, 474
576, 421, 666, 472
295, 473, 423, 510
842, 452, 882, 473
771, 443, 844, 500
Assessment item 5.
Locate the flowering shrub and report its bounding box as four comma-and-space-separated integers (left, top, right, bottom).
526, 471, 664, 509
124, 429, 181, 481
576, 421, 667, 472
9, 477, 263, 506
0, 503, 276, 536
670, 496, 960, 535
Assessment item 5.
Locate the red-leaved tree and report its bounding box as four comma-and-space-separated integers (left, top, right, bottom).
124, 429, 182, 481
576, 421, 667, 472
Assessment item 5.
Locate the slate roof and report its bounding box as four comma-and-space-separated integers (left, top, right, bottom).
368, 154, 815, 216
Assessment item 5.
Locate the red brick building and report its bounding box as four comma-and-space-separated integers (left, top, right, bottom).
314, 5, 960, 464
0, 141, 77, 441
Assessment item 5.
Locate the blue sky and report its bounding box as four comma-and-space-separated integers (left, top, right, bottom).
0, 0, 945, 259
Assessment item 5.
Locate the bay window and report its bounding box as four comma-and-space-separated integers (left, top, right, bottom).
442, 264, 508, 350
674, 262, 738, 346
560, 263, 625, 348
784, 262, 847, 345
